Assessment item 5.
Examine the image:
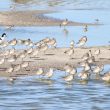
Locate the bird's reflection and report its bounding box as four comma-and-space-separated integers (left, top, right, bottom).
36, 78, 54, 85
62, 28, 69, 37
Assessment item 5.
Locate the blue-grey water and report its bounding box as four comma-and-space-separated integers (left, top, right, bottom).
0, 0, 110, 110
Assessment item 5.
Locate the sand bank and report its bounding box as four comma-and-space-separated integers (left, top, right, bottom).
0, 46, 109, 77
0, 10, 100, 26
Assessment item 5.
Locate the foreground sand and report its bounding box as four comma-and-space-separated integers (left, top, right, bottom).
0, 10, 100, 26
0, 46, 110, 77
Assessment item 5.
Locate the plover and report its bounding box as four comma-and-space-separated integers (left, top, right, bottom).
77, 36, 87, 48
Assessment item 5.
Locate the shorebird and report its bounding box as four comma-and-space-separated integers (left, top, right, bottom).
13, 64, 21, 72
9, 38, 17, 49
21, 62, 29, 71
92, 64, 104, 79
27, 47, 33, 54
83, 63, 91, 71
102, 71, 110, 82
63, 74, 74, 82
70, 40, 75, 48
23, 39, 33, 48
46, 38, 57, 48
9, 48, 15, 55
78, 71, 90, 80
0, 58, 5, 65
39, 43, 48, 54
44, 68, 54, 79
64, 47, 74, 58
77, 36, 87, 48
87, 56, 95, 64
84, 25, 88, 32
64, 64, 73, 73
41, 37, 50, 43
81, 52, 89, 61
0, 33, 7, 43
36, 68, 44, 77
7, 55, 17, 63
17, 50, 27, 61
5, 65, 14, 74
94, 48, 100, 57
60, 19, 68, 27
69, 67, 77, 75
31, 49, 39, 57
92, 64, 104, 74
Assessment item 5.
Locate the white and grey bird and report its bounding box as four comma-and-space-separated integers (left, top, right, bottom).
5, 65, 14, 73
69, 67, 77, 75
94, 48, 100, 57
93, 65, 104, 74
70, 40, 75, 48
9, 38, 17, 48
46, 38, 57, 48
21, 62, 29, 69
64, 47, 74, 57
39, 43, 48, 53
60, 19, 68, 27
78, 71, 90, 80
63, 74, 74, 82
13, 64, 21, 72
102, 71, 110, 82
64, 64, 73, 73
7, 55, 17, 63
44, 68, 54, 79
77, 36, 87, 48
0, 58, 5, 65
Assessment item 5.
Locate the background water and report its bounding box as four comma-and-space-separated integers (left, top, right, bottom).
0, 0, 110, 110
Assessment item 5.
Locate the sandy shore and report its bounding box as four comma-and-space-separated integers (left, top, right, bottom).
0, 10, 100, 26
0, 46, 110, 77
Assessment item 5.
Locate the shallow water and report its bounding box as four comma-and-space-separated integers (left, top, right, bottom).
0, 0, 110, 110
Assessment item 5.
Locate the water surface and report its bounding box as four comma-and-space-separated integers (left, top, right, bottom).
0, 0, 110, 110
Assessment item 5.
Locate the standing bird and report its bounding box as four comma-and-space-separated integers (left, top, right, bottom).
84, 25, 88, 32
5, 65, 14, 74
60, 19, 68, 27
44, 68, 54, 79
64, 47, 74, 58
64, 64, 73, 73
7, 55, 17, 63
46, 38, 57, 48
39, 43, 48, 54
94, 48, 100, 58
9, 38, 17, 49
63, 74, 74, 82
78, 71, 90, 80
13, 64, 21, 72
102, 71, 110, 82
92, 64, 104, 79
70, 40, 75, 48
0, 58, 5, 65
77, 36, 87, 48
21, 62, 29, 71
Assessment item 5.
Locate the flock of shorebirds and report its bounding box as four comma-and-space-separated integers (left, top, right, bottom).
0, 31, 110, 83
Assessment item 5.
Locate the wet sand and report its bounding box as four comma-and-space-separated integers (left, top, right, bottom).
0, 46, 110, 77
0, 10, 101, 26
